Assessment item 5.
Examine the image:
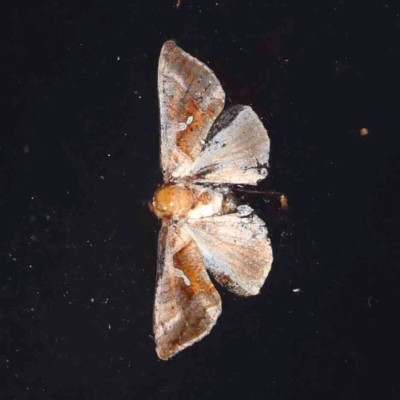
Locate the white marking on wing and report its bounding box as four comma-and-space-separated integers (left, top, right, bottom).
173, 268, 191, 286
177, 122, 187, 131
187, 191, 223, 219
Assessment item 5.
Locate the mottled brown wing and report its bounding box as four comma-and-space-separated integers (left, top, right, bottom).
158, 41, 225, 181
188, 105, 270, 185
184, 206, 273, 296
153, 223, 221, 360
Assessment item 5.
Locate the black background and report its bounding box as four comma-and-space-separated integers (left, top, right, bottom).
3, 1, 400, 399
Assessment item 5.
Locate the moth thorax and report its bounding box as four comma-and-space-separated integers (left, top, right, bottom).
152, 184, 194, 219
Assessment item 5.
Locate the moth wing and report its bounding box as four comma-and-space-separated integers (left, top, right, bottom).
153, 223, 222, 360
184, 207, 273, 296
158, 41, 225, 181
188, 105, 270, 185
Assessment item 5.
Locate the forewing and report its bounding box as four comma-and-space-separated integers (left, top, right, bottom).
188, 105, 270, 185
158, 41, 225, 181
184, 207, 273, 296
153, 223, 222, 360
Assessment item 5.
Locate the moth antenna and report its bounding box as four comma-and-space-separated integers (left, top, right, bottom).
235, 188, 288, 209
235, 188, 269, 195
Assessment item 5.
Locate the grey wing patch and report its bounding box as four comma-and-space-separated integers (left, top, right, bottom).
188, 105, 270, 185
183, 207, 273, 296
158, 41, 225, 181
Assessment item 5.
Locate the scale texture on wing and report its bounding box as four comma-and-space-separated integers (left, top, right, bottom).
158, 40, 225, 181
188, 105, 270, 185
153, 223, 222, 360
184, 207, 273, 296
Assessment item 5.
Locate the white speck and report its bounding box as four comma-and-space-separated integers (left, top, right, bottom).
23, 145, 30, 154
292, 288, 301, 293
117, 56, 120, 61
200, 139, 205, 145
107, 154, 111, 157
169, 202, 174, 206
368, 297, 377, 308
186, 115, 193, 125
100, 175, 105, 180
108, 324, 111, 330
174, 268, 191, 286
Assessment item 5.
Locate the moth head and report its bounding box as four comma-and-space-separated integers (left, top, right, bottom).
150, 183, 194, 219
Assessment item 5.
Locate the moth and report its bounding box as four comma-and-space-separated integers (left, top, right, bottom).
149, 40, 273, 360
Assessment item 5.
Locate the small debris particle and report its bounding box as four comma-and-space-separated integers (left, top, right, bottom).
280, 194, 288, 209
